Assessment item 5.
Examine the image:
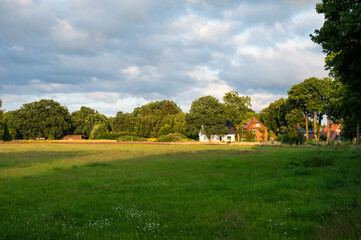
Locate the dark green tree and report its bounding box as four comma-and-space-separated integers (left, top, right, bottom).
311, 0, 361, 144
222, 91, 251, 141
260, 98, 288, 135
112, 111, 131, 132
288, 77, 324, 141
8, 99, 71, 139
186, 95, 227, 140
71, 106, 108, 138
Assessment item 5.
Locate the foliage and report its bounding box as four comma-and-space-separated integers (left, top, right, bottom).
223, 91, 251, 139
116, 135, 147, 142
311, 0, 361, 142
281, 129, 305, 145
260, 98, 288, 135
134, 100, 184, 138
71, 107, 109, 139
112, 111, 131, 132
186, 95, 227, 139
156, 133, 187, 142
89, 124, 110, 139
245, 130, 256, 142
7, 99, 71, 139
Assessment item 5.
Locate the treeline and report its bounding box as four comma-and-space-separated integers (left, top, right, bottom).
260, 77, 343, 144
0, 91, 256, 141
0, 76, 358, 143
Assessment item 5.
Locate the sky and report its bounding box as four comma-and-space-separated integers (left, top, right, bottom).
0, 0, 329, 116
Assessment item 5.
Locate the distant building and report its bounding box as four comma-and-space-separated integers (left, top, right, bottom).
242, 117, 268, 141
199, 121, 236, 142
320, 123, 342, 141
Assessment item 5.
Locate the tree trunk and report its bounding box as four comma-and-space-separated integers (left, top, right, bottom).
305, 115, 309, 140
313, 111, 318, 142
326, 115, 331, 143
237, 125, 240, 141
318, 113, 322, 142
357, 122, 360, 145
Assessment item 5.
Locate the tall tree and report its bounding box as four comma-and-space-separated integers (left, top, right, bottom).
9, 99, 71, 139
288, 77, 324, 141
71, 106, 97, 138
260, 98, 288, 135
322, 78, 343, 143
311, 0, 361, 144
113, 111, 131, 132
186, 95, 226, 140
222, 91, 251, 141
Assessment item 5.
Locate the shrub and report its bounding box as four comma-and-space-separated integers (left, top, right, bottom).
48, 135, 55, 140
245, 130, 256, 142
281, 130, 305, 145
90, 124, 109, 139
173, 133, 188, 140
156, 133, 185, 142
117, 135, 147, 142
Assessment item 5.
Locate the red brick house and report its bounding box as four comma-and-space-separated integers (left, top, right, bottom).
243, 118, 268, 141
320, 123, 342, 141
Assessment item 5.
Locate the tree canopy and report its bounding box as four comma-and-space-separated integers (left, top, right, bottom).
311, 0, 361, 143
8, 99, 71, 139
186, 95, 226, 139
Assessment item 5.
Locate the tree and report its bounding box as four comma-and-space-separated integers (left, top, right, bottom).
311, 0, 361, 144
322, 78, 343, 143
8, 99, 71, 139
0, 100, 11, 141
71, 106, 96, 137
222, 91, 251, 141
134, 100, 183, 138
288, 77, 324, 141
186, 95, 226, 140
112, 111, 131, 132
260, 98, 288, 135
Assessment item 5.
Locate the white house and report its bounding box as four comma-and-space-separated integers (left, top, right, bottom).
199, 121, 236, 142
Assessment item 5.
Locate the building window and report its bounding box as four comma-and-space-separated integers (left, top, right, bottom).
255, 123, 260, 127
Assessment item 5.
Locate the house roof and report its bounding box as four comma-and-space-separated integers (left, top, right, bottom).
243, 117, 268, 130
320, 123, 342, 137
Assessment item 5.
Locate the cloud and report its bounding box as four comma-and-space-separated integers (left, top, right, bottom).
0, 0, 328, 116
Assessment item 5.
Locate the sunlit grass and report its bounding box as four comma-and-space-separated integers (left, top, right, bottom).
0, 143, 360, 239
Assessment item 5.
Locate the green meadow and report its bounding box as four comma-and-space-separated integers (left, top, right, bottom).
0, 143, 360, 239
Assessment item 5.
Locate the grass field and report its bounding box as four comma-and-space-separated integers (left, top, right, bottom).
0, 142, 360, 239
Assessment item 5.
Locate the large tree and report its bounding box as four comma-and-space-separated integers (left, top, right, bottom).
134, 100, 183, 138
260, 98, 288, 135
9, 99, 71, 139
322, 78, 343, 143
186, 95, 226, 140
222, 91, 251, 141
311, 0, 361, 144
71, 106, 108, 139
288, 77, 324, 141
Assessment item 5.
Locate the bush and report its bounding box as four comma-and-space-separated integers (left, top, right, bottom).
281, 130, 305, 145
90, 124, 109, 139
117, 135, 147, 142
245, 130, 256, 142
173, 133, 188, 140
156, 133, 186, 142
48, 135, 55, 140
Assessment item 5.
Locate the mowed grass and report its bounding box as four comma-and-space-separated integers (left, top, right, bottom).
0, 143, 360, 239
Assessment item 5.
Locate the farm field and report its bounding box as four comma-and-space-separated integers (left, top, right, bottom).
0, 143, 360, 239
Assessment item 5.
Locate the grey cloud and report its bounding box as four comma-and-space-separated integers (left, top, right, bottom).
0, 0, 328, 115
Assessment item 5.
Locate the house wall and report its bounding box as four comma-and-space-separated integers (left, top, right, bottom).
222, 134, 235, 142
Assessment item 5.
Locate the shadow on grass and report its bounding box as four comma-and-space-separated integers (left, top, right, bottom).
0, 147, 261, 179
